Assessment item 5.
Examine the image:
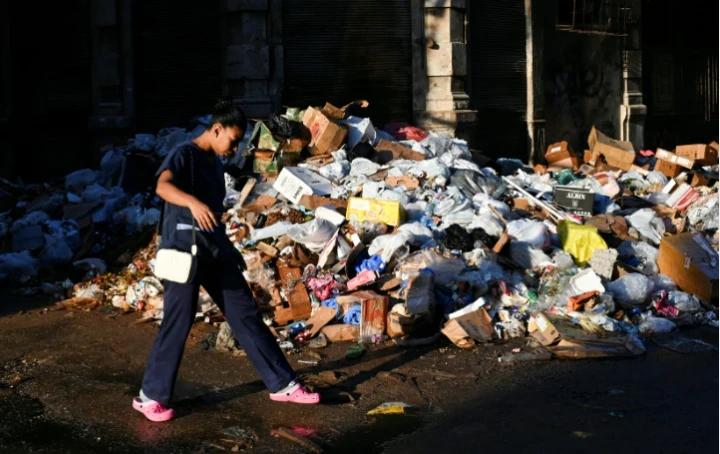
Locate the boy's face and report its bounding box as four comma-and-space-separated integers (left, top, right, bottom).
211, 124, 244, 157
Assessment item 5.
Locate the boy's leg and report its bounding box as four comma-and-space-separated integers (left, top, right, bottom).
202, 263, 296, 393
140, 280, 199, 404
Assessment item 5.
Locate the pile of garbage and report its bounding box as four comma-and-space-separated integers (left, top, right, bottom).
0, 118, 221, 301
3, 99, 718, 360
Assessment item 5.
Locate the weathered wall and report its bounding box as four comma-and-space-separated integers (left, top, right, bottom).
541, 8, 624, 154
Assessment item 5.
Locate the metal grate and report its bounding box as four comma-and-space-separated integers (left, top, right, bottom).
556, 0, 630, 37
282, 0, 413, 125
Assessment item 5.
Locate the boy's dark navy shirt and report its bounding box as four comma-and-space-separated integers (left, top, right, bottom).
155, 142, 232, 261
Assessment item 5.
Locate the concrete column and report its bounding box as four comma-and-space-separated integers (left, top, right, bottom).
620, 0, 646, 148
88, 0, 134, 161
529, 0, 546, 163
88, 0, 133, 129
0, 3, 12, 178
414, 0, 477, 141
224, 0, 275, 118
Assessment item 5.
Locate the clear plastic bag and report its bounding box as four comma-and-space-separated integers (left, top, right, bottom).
668, 291, 702, 313
639, 313, 677, 334
607, 273, 653, 305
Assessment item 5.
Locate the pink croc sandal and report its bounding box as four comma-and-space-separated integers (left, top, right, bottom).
269, 383, 320, 405
132, 397, 176, 422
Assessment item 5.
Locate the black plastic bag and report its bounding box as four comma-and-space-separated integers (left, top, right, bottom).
348, 142, 377, 162
268, 113, 301, 138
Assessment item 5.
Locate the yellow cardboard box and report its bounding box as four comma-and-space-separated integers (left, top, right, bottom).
345, 198, 406, 227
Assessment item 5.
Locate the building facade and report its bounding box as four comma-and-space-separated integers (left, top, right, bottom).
0, 0, 717, 180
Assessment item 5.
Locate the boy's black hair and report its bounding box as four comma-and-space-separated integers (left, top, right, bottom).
208, 98, 247, 130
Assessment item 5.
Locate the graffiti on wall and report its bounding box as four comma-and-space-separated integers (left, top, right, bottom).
546, 38, 621, 151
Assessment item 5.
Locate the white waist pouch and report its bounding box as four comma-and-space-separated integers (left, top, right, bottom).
153, 147, 199, 284
154, 244, 198, 284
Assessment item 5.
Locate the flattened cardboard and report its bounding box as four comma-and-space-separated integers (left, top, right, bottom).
385, 176, 420, 190
305, 306, 337, 337
321, 324, 359, 342
375, 139, 426, 163
298, 195, 347, 211
529, 312, 645, 358
657, 232, 719, 302
275, 264, 312, 325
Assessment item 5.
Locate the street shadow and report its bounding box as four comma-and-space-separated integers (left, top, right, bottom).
171, 342, 435, 414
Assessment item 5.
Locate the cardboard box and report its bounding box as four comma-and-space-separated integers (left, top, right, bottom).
676, 142, 719, 166
302, 107, 348, 156
664, 183, 700, 210
545, 141, 579, 170
690, 172, 716, 187
375, 139, 426, 164
282, 138, 307, 153
657, 232, 719, 303
345, 197, 406, 227
441, 307, 494, 348
654, 158, 684, 178
253, 150, 279, 176
273, 167, 334, 204
553, 186, 595, 217
353, 290, 388, 344
587, 126, 636, 171
258, 121, 284, 151
655, 148, 695, 169
529, 312, 645, 358
319, 99, 369, 121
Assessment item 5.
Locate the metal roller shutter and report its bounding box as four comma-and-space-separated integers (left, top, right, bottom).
133, 0, 223, 132
468, 0, 528, 160
283, 0, 413, 126
9, 0, 92, 181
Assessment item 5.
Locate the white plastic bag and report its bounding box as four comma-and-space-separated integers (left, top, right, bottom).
369, 230, 415, 264
626, 208, 665, 245
506, 219, 550, 249
65, 169, 97, 193
287, 219, 338, 252
350, 158, 384, 177
0, 251, 39, 279
133, 133, 157, 152
509, 241, 553, 269
82, 184, 111, 203
39, 234, 73, 265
